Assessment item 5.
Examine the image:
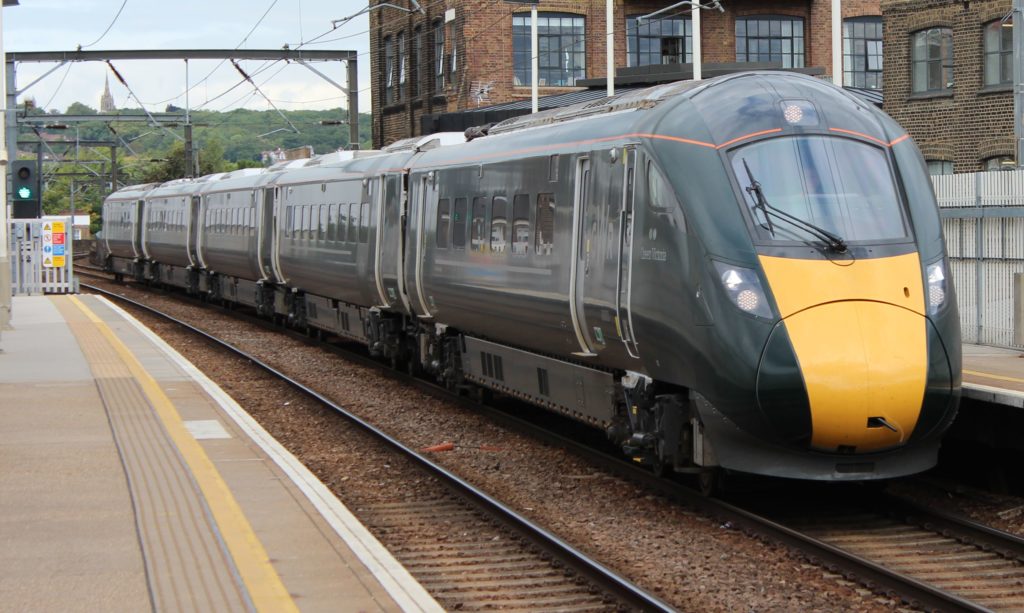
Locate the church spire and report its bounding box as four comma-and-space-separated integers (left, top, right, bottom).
100, 75, 115, 112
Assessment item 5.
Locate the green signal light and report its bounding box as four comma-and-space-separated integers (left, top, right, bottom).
17, 186, 32, 199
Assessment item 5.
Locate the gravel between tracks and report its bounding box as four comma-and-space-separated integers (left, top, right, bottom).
95, 282, 907, 612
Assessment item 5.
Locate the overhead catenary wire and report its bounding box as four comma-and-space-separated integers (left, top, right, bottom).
106, 61, 185, 142
231, 60, 300, 133
130, 0, 280, 108
78, 0, 130, 49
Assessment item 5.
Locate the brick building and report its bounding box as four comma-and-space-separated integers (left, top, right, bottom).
369, 0, 882, 148
882, 0, 1015, 173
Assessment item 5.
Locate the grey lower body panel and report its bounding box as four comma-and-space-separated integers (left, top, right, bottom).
151, 263, 190, 290
218, 275, 261, 308
461, 336, 618, 426
305, 294, 368, 343
692, 393, 939, 480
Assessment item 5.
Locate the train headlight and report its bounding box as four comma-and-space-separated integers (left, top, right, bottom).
713, 261, 773, 319
926, 260, 948, 315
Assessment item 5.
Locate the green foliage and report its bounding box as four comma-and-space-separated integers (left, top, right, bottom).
20, 102, 373, 227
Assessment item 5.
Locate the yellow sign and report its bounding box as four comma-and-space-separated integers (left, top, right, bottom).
53, 256, 65, 267
52, 221, 65, 233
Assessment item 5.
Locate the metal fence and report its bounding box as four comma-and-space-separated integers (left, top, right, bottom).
933, 170, 1024, 348
8, 218, 77, 295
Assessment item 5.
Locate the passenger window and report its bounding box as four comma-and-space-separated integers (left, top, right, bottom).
535, 193, 555, 255
490, 196, 507, 253
452, 197, 467, 249
512, 194, 530, 255
286, 206, 295, 238
647, 161, 673, 212
470, 196, 487, 252
347, 203, 358, 242
359, 202, 370, 243
320, 205, 329, 241
436, 198, 450, 248
337, 203, 348, 242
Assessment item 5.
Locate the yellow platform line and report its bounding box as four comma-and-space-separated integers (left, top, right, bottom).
68, 295, 298, 613
964, 369, 1024, 386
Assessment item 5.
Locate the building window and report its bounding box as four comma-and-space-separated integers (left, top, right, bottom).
513, 13, 586, 87
926, 160, 953, 176
911, 27, 953, 94
984, 20, 1013, 87
984, 155, 1015, 171
384, 35, 395, 104
843, 16, 883, 89
626, 16, 691, 66
449, 20, 458, 85
736, 16, 804, 68
397, 32, 407, 100
412, 25, 422, 97
434, 19, 445, 92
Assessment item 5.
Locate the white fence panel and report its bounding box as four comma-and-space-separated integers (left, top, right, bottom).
933, 170, 1024, 348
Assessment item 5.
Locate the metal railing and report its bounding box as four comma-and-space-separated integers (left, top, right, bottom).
8, 218, 77, 295
933, 170, 1024, 348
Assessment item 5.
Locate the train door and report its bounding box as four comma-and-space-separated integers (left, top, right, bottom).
373, 173, 411, 312
578, 151, 626, 357
411, 173, 434, 318
258, 187, 277, 280
616, 147, 640, 358
569, 158, 597, 357
132, 199, 145, 258
187, 195, 201, 267
194, 196, 209, 269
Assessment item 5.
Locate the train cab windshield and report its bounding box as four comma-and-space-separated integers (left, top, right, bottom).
730, 136, 908, 247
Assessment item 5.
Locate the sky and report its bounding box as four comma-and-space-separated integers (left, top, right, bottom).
3, 0, 372, 115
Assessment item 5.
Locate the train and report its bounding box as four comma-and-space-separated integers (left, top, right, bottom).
99, 71, 962, 486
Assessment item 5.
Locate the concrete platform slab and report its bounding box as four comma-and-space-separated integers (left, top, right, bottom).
0, 295, 441, 613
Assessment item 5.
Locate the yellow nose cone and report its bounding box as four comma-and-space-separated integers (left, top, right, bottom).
759, 252, 928, 453
783, 301, 927, 451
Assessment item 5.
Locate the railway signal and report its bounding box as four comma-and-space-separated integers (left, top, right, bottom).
11, 160, 41, 219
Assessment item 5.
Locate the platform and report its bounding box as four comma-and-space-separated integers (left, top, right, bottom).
0, 295, 442, 613
963, 343, 1024, 408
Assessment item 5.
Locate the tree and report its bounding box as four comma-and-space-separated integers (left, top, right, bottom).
138, 138, 229, 183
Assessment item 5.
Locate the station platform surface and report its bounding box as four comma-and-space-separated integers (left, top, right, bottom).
963, 343, 1024, 408
0, 295, 442, 613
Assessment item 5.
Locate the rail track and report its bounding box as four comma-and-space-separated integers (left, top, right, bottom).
80, 280, 671, 613
81, 272, 1024, 612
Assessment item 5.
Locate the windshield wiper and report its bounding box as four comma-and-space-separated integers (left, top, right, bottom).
742, 158, 847, 253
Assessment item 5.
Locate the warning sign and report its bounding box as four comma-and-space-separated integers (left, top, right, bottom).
42, 220, 67, 268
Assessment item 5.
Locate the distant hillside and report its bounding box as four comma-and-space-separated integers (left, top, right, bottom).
17, 101, 372, 230
19, 101, 372, 163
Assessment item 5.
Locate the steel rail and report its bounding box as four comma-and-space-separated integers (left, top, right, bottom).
80, 282, 676, 613
82, 276, 992, 612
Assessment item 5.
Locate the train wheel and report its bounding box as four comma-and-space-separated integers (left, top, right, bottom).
698, 469, 721, 496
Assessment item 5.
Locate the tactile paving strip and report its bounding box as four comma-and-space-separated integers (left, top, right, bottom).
54, 297, 251, 612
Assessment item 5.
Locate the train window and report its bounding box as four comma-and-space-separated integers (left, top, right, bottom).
490, 196, 507, 253
286, 206, 294, 238
512, 194, 530, 255
549, 155, 559, 182
470, 196, 487, 252
328, 204, 338, 241
436, 198, 450, 248
452, 197, 467, 249
647, 162, 674, 213
536, 193, 555, 255
359, 202, 370, 243
340, 204, 349, 242
320, 205, 330, 241
347, 203, 358, 242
